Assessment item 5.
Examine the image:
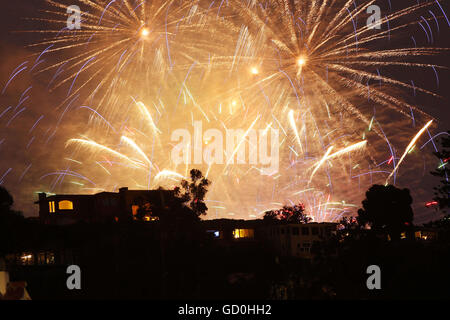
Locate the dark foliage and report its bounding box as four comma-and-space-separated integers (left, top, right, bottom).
430, 131, 450, 211
176, 169, 211, 217
357, 184, 413, 240
263, 203, 311, 223
0, 186, 24, 255
133, 169, 210, 223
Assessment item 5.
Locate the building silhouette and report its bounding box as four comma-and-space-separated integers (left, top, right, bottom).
35, 187, 174, 224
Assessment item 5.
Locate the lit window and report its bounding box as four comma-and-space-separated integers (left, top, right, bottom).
20, 253, 34, 265
58, 200, 73, 210
132, 205, 139, 216
207, 230, 221, 238
46, 252, 55, 265
233, 229, 254, 239
49, 201, 55, 213
37, 251, 55, 265
143, 215, 158, 221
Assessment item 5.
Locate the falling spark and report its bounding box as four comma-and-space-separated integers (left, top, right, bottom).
386, 120, 433, 183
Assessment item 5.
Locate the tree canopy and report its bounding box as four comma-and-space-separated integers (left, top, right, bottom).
0, 186, 24, 255
263, 203, 312, 223
176, 169, 211, 217
0, 186, 13, 213
134, 169, 211, 223
357, 184, 413, 240
430, 131, 450, 211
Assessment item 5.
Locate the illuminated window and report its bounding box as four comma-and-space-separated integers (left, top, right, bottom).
207, 230, 221, 238
46, 252, 55, 264
233, 229, 254, 239
141, 215, 158, 221
49, 201, 55, 213
132, 205, 139, 216
20, 253, 34, 265
58, 200, 73, 210
37, 251, 55, 265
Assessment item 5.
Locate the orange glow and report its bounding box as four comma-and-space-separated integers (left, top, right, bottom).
58, 200, 73, 210
233, 228, 255, 239
141, 28, 150, 38
297, 56, 306, 66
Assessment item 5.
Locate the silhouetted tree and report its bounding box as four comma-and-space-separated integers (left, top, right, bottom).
0, 186, 24, 254
430, 131, 450, 211
133, 188, 195, 223
336, 216, 360, 237
0, 186, 23, 221
263, 210, 278, 222
357, 184, 413, 241
0, 186, 13, 213
263, 203, 311, 223
177, 169, 211, 217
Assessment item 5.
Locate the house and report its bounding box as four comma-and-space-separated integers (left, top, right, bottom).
35, 187, 176, 224
202, 219, 263, 240
201, 219, 337, 259
265, 222, 337, 258
414, 227, 438, 241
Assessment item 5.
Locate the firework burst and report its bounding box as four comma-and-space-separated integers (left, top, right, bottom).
1, 0, 449, 221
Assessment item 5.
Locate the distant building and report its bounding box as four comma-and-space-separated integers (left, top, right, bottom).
201, 219, 337, 259
202, 219, 264, 244
265, 222, 337, 258
35, 187, 175, 224
34, 186, 338, 259
414, 227, 438, 241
